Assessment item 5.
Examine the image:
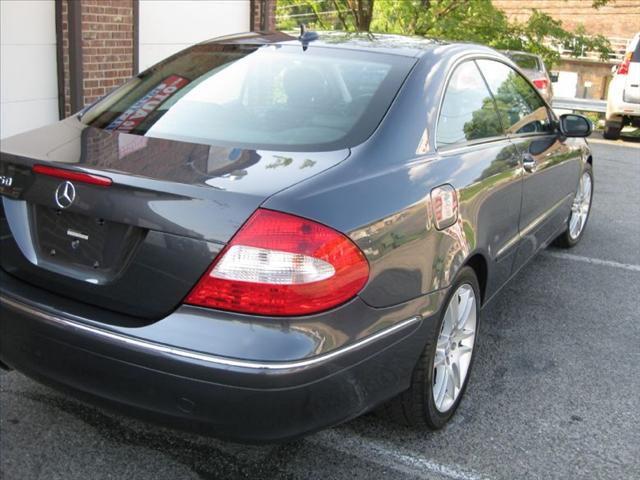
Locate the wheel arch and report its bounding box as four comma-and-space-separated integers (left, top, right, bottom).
461, 252, 489, 306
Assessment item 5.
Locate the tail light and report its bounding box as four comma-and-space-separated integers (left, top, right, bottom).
532, 78, 549, 91
185, 208, 369, 316
618, 51, 632, 75
32, 165, 112, 186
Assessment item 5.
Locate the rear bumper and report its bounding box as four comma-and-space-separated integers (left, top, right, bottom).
606, 80, 640, 120
0, 274, 441, 443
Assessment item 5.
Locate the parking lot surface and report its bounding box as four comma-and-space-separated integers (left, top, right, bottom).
1, 140, 639, 480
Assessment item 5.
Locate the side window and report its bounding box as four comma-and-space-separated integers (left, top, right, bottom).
436, 61, 504, 147
476, 59, 553, 135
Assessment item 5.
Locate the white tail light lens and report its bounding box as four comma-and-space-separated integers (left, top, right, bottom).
210, 245, 335, 284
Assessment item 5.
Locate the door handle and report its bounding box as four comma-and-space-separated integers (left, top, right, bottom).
522, 154, 537, 173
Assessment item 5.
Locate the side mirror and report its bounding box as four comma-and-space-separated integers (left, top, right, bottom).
559, 114, 592, 137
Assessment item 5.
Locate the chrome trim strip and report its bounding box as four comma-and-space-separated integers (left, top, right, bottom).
520, 193, 572, 238
0, 295, 422, 371
495, 193, 571, 260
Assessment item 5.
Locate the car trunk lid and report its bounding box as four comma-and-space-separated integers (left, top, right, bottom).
0, 118, 349, 320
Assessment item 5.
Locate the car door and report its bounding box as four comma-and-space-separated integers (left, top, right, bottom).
476, 59, 582, 270
436, 59, 523, 297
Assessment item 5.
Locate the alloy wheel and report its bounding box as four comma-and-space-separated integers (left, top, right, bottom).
433, 284, 477, 413
569, 172, 592, 240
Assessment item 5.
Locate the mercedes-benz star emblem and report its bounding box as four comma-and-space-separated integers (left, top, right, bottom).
54, 181, 76, 209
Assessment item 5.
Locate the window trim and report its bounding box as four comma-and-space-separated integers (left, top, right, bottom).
435, 58, 506, 151
434, 53, 557, 153
475, 57, 556, 141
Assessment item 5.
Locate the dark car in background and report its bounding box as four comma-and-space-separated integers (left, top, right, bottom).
0, 31, 593, 443
502, 50, 554, 102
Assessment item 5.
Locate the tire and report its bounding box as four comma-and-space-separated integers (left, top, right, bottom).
554, 164, 593, 248
603, 121, 622, 140
382, 266, 480, 429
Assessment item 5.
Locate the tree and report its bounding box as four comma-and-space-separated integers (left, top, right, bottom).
276, 0, 612, 69
277, 0, 375, 32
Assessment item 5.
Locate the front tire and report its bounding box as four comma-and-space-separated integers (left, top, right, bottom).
383, 267, 480, 429
555, 165, 593, 248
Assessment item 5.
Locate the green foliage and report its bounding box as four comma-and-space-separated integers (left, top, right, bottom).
276, 0, 612, 69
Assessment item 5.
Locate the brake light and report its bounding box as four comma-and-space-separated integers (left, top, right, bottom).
618, 52, 632, 75
32, 165, 112, 186
532, 78, 549, 91
185, 208, 369, 316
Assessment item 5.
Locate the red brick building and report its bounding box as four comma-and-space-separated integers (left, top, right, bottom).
494, 0, 640, 99
493, 0, 639, 39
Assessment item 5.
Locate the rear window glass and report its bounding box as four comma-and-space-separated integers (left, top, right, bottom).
507, 53, 541, 71
81, 43, 415, 151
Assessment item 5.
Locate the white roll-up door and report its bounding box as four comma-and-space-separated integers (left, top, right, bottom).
138, 0, 251, 72
1, 0, 59, 139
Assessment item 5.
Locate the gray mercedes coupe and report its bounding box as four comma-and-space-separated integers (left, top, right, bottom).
0, 31, 594, 443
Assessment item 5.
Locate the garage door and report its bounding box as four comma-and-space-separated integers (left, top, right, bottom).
138, 0, 250, 72
1, 0, 59, 139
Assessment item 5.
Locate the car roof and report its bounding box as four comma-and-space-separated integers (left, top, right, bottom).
203, 30, 490, 59
501, 50, 542, 59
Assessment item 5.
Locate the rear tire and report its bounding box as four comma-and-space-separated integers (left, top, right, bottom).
603, 120, 622, 140
382, 267, 480, 429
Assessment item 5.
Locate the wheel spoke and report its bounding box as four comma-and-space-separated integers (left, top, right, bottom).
450, 294, 460, 325
451, 362, 461, 390
446, 367, 456, 402
435, 367, 449, 407
458, 294, 474, 330
434, 349, 446, 368
441, 304, 455, 337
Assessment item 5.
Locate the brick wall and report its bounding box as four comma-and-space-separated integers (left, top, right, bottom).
61, 1, 71, 117
252, 0, 276, 31
81, 0, 134, 106
60, 0, 134, 116
493, 0, 640, 39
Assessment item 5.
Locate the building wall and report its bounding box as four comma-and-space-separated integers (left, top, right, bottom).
1, 0, 274, 138
0, 0, 59, 139
493, 0, 640, 39
59, 0, 135, 117
555, 60, 614, 99
80, 0, 135, 107
59, 0, 259, 117
138, 0, 251, 72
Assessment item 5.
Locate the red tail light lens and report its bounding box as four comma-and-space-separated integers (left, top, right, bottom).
618, 52, 632, 75
185, 209, 369, 316
532, 78, 549, 90
32, 165, 112, 186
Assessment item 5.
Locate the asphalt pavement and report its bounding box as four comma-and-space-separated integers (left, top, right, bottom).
1, 139, 639, 480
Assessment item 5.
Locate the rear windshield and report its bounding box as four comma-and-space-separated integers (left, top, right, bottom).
507, 53, 541, 71
81, 43, 415, 151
